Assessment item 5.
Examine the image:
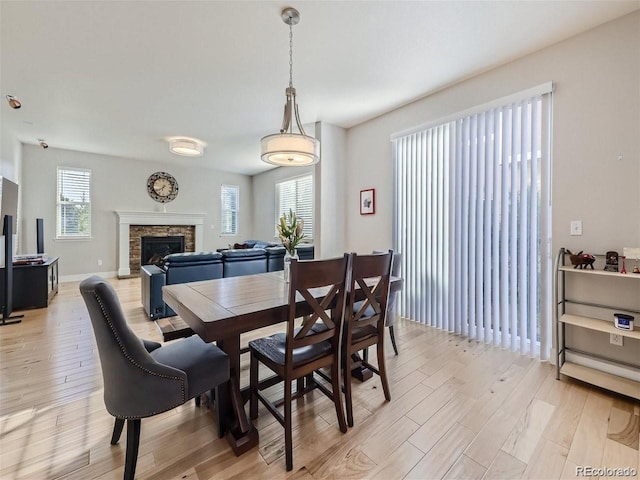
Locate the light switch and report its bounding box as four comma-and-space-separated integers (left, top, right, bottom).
570, 220, 582, 236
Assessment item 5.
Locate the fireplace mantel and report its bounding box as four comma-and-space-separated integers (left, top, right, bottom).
116, 211, 205, 277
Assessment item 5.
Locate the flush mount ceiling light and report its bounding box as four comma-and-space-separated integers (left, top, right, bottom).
260, 7, 320, 167
5, 95, 21, 109
168, 137, 204, 157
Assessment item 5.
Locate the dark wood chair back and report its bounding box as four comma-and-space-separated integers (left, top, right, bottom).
346, 250, 393, 340
286, 254, 349, 367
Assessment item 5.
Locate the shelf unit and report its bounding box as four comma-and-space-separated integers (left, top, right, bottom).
555, 249, 640, 400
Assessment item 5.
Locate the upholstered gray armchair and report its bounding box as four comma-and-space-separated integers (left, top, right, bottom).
79, 276, 229, 480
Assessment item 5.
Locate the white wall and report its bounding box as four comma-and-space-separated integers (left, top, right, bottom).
20, 144, 253, 278
316, 122, 347, 259
346, 11, 640, 254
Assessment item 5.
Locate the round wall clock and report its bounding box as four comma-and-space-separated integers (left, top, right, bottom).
147, 172, 179, 203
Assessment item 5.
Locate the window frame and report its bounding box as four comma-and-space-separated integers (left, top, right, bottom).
56, 166, 92, 240
220, 184, 239, 237
274, 173, 314, 241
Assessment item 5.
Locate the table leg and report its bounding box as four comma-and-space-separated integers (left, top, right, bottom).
217, 336, 259, 455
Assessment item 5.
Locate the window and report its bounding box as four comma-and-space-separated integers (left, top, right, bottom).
393, 87, 552, 360
220, 185, 239, 236
57, 167, 91, 238
275, 174, 313, 239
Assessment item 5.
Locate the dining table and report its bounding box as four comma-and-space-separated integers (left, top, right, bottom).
162, 270, 402, 455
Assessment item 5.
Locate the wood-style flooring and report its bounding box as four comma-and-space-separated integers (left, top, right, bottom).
1, 277, 638, 479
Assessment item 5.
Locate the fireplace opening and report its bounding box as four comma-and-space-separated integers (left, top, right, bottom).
141, 236, 185, 266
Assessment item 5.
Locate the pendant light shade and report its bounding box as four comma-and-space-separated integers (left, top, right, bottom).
260, 7, 320, 167
261, 133, 320, 166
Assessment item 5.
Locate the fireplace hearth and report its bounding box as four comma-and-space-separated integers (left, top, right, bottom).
141, 236, 185, 266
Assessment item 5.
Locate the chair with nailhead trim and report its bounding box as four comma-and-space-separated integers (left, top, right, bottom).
79, 275, 229, 480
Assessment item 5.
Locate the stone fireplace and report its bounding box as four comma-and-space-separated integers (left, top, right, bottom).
116, 211, 205, 278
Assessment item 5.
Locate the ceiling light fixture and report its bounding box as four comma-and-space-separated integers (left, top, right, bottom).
38, 139, 48, 149
260, 7, 320, 167
6, 95, 21, 109
168, 137, 204, 157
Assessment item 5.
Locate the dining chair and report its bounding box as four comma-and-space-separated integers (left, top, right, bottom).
369, 250, 402, 355
343, 250, 393, 428
249, 255, 349, 471
79, 275, 230, 480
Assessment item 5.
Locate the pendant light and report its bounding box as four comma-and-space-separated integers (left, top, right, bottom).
260, 7, 320, 166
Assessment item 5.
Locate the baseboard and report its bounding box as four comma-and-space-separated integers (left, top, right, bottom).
60, 271, 118, 283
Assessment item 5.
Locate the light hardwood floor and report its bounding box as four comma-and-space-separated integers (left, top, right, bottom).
1, 278, 638, 479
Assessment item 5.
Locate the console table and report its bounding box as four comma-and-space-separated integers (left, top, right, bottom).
0, 257, 59, 310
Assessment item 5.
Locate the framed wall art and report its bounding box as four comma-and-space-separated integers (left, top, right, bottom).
360, 188, 375, 215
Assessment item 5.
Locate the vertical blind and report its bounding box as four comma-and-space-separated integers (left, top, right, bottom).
221, 185, 239, 235
393, 89, 552, 359
57, 167, 92, 238
276, 174, 313, 239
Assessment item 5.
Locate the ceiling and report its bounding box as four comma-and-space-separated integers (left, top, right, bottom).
1, 1, 638, 176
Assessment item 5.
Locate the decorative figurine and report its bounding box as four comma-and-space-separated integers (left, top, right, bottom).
567, 250, 596, 269
604, 251, 619, 272
633, 261, 639, 274
620, 255, 627, 274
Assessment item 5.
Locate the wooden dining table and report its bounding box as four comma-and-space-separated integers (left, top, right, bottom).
163, 270, 401, 455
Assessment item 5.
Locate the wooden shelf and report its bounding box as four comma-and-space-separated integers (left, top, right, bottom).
560, 314, 640, 340
560, 362, 640, 400
556, 248, 640, 400
559, 266, 640, 279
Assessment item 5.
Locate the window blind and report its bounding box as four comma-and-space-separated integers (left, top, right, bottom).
57, 167, 91, 238
221, 185, 239, 236
276, 174, 313, 239
393, 91, 552, 359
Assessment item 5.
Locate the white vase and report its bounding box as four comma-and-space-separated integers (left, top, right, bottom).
283, 250, 299, 283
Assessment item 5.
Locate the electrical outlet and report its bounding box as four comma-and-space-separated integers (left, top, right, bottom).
610, 333, 623, 347
97, 259, 103, 266
570, 220, 582, 236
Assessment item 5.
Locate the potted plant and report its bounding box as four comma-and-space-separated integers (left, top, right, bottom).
277, 209, 305, 282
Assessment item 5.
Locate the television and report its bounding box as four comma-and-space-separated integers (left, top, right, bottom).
0, 178, 19, 267
0, 177, 18, 233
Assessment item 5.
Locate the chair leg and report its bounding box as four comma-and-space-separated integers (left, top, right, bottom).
124, 419, 141, 480
343, 353, 354, 428
332, 359, 348, 432
284, 379, 293, 471
111, 418, 125, 445
296, 377, 305, 394
389, 325, 399, 356
377, 340, 391, 401
195, 395, 201, 406
250, 352, 258, 420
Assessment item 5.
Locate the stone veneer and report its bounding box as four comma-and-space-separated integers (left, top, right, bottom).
129, 225, 195, 275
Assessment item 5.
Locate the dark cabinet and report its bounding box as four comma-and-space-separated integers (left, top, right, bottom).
0, 257, 59, 310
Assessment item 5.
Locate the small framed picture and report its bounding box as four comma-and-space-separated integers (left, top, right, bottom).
360, 188, 375, 215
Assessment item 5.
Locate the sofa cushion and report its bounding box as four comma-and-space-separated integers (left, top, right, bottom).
254, 241, 276, 249
222, 248, 267, 277
221, 248, 267, 260
163, 252, 222, 265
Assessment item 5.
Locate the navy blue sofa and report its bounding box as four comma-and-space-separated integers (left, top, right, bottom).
141, 252, 223, 319
141, 243, 315, 319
